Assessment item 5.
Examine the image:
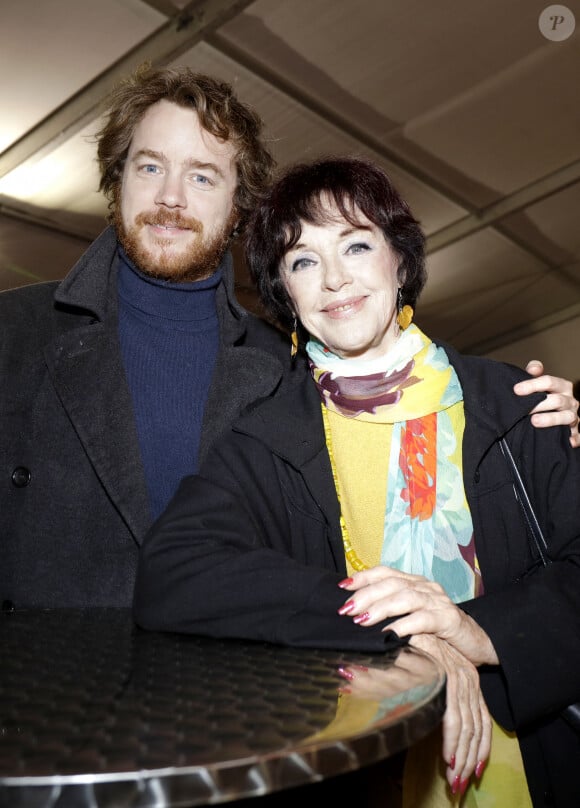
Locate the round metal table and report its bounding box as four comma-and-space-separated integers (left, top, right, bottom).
0, 608, 445, 807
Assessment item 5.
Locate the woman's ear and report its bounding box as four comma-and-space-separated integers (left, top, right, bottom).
397, 262, 407, 286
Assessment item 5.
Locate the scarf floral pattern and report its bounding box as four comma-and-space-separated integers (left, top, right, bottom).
308, 325, 480, 603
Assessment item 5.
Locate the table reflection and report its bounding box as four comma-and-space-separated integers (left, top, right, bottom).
0, 608, 445, 807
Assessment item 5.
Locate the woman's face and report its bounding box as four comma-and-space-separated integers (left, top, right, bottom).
280, 205, 402, 360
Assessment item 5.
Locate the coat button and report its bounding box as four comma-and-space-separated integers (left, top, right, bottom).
11, 467, 31, 487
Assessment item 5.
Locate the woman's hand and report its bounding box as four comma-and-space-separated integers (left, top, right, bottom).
516, 360, 579, 448
338, 568, 495, 793
338, 566, 499, 667
409, 634, 492, 794
336, 638, 491, 793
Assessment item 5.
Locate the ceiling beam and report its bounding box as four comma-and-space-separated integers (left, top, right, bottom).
0, 200, 95, 243
0, 0, 254, 180
463, 296, 580, 355
426, 158, 580, 255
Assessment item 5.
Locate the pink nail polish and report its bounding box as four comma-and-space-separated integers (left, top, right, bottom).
337, 599, 355, 615
337, 666, 355, 681
460, 778, 469, 795
451, 775, 460, 795
449, 754, 456, 771
338, 577, 354, 588
475, 759, 487, 779
353, 611, 370, 624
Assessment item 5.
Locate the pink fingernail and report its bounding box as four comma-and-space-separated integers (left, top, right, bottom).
449, 754, 456, 771
337, 666, 355, 681
460, 778, 469, 795
338, 577, 354, 588
475, 759, 487, 779
353, 612, 370, 624
451, 775, 460, 795
337, 600, 355, 615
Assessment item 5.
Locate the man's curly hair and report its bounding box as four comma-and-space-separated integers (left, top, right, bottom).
95, 64, 276, 234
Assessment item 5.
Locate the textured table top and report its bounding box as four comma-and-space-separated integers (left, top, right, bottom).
0, 608, 445, 807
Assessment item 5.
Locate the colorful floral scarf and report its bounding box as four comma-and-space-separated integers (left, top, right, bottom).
307, 325, 480, 602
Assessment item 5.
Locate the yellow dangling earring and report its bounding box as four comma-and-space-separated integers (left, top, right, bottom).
290, 318, 299, 357
396, 289, 413, 331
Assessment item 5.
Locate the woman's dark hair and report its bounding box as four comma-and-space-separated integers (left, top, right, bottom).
96, 64, 275, 233
245, 156, 427, 331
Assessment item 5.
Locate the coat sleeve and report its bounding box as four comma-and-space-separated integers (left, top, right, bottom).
460, 419, 580, 730
133, 433, 404, 654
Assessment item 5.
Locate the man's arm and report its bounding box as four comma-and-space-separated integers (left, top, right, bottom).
515, 361, 579, 448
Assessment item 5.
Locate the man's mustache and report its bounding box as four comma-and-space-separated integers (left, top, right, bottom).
134, 211, 203, 232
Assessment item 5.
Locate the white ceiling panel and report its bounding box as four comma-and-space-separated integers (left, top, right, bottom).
1, 0, 163, 151
405, 38, 580, 195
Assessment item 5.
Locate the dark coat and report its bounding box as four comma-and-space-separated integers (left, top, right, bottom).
0, 226, 301, 608
135, 342, 580, 807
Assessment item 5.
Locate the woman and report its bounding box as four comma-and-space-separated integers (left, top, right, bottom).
135, 157, 580, 806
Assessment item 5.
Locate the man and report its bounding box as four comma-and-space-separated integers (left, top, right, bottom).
0, 65, 577, 610
1, 66, 294, 609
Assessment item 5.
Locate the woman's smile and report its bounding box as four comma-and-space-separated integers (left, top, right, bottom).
322, 295, 367, 317
281, 206, 402, 360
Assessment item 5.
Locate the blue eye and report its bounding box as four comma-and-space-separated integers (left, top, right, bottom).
347, 242, 371, 254
193, 174, 213, 186
291, 257, 315, 272
142, 164, 160, 174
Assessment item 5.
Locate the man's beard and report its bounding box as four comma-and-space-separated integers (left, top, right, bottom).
114, 207, 236, 283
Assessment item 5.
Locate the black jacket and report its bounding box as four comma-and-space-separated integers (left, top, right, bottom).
0, 227, 301, 608
135, 342, 580, 806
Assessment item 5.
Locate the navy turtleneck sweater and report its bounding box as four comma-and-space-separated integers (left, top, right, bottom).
117, 250, 220, 520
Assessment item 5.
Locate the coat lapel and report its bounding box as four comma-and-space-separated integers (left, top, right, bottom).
46, 228, 151, 544
198, 255, 288, 465
198, 342, 286, 466
44, 318, 151, 544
